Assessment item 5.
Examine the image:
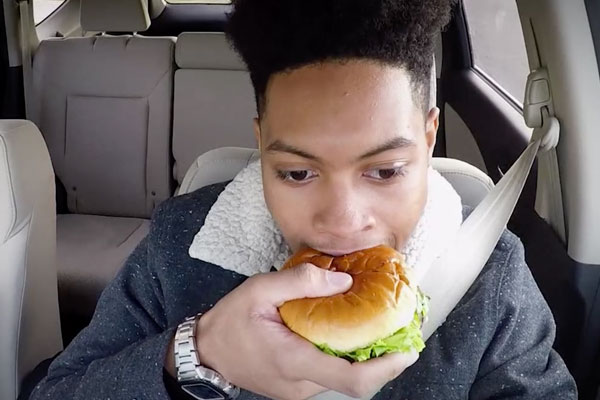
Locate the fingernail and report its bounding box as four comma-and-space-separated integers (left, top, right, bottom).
327, 271, 353, 287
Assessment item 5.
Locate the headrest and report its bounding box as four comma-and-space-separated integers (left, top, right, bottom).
177, 147, 494, 210
431, 157, 494, 208
81, 0, 150, 32
0, 120, 54, 242
176, 32, 246, 70
177, 147, 259, 196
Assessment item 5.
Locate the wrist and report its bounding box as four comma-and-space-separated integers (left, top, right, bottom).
165, 313, 213, 379
174, 313, 240, 399
165, 332, 177, 378
194, 312, 214, 371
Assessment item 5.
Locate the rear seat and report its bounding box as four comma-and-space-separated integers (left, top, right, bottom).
32, 19, 264, 322
173, 32, 256, 187
31, 0, 175, 319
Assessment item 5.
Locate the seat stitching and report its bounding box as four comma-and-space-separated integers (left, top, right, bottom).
439, 170, 494, 191
116, 219, 148, 248
0, 134, 17, 243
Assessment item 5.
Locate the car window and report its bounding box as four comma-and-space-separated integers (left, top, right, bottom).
463, 0, 530, 106
33, 0, 65, 25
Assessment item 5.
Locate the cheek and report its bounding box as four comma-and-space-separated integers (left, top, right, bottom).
262, 174, 311, 248
376, 166, 429, 245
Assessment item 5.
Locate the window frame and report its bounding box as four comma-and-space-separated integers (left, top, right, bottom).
460, 1, 528, 113
33, 0, 67, 26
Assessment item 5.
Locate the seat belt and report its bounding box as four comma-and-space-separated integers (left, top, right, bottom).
420, 103, 559, 339
419, 12, 566, 336
18, 0, 34, 118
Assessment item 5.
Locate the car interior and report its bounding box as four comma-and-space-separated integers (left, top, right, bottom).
1, 0, 600, 399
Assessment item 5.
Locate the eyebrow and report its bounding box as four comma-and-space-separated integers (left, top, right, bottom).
265, 140, 321, 161
265, 136, 416, 163
357, 136, 416, 160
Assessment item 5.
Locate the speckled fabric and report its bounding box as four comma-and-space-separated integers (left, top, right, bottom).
30, 182, 577, 400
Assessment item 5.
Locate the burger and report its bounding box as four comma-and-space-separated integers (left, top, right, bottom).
278, 245, 428, 362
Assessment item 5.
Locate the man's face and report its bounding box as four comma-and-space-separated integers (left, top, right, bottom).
255, 60, 439, 256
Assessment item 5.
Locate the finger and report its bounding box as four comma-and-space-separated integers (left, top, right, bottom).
350, 350, 419, 393
257, 379, 327, 400
286, 339, 361, 393
254, 263, 353, 306
288, 380, 329, 400
295, 346, 418, 398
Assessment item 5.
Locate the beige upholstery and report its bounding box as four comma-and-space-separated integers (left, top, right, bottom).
175, 32, 245, 70
57, 215, 150, 318
173, 32, 257, 185
30, 8, 175, 323
178, 147, 494, 210
178, 147, 260, 195
430, 158, 494, 207
32, 35, 175, 218
0, 121, 62, 400
81, 0, 150, 33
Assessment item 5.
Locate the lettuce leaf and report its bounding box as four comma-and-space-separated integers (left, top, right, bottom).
316, 288, 429, 362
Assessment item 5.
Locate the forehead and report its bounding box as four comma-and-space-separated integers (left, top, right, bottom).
261, 60, 423, 146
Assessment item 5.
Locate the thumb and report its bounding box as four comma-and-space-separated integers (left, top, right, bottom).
260, 263, 353, 306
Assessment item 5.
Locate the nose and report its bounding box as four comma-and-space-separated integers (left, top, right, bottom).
313, 182, 375, 238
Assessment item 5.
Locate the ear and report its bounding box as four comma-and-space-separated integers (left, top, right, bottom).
253, 117, 262, 149
425, 107, 440, 160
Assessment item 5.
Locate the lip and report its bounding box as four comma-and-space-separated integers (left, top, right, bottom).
317, 247, 379, 257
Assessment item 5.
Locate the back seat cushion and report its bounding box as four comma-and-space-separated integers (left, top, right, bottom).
57, 214, 150, 318
32, 36, 175, 218
173, 32, 257, 185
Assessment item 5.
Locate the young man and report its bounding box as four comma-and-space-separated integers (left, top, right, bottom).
30, 0, 577, 399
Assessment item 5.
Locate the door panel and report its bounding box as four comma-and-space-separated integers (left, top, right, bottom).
441, 2, 599, 398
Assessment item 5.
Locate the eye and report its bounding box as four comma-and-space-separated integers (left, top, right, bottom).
276, 169, 318, 183
364, 167, 406, 181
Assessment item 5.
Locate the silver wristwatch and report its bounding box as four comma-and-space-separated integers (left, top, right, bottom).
174, 314, 240, 400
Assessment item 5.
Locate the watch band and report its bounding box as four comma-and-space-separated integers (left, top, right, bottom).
174, 314, 240, 399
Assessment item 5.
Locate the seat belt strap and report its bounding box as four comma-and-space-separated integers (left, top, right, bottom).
420, 79, 561, 340
18, 0, 34, 118
535, 143, 566, 241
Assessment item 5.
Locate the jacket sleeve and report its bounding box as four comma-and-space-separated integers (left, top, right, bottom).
30, 203, 176, 400
469, 239, 578, 399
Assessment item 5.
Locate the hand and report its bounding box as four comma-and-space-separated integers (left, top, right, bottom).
195, 264, 419, 400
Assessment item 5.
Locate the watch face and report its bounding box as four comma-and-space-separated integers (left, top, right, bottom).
182, 382, 227, 400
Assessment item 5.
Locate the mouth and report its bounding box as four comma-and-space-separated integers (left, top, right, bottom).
308, 238, 396, 258
317, 246, 380, 257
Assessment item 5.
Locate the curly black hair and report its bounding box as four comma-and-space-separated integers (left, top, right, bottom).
226, 0, 454, 115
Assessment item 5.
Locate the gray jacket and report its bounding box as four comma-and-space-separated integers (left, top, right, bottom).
30, 182, 577, 400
